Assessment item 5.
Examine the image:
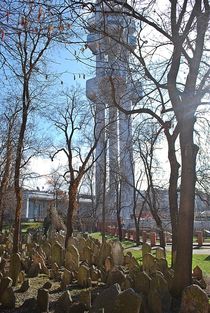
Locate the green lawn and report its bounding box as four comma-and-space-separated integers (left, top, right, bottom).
90, 232, 210, 275
21, 222, 43, 233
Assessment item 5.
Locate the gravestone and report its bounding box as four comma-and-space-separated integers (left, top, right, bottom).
142, 253, 156, 275
142, 243, 151, 257
180, 284, 208, 313
133, 271, 151, 295
67, 236, 78, 250
65, 244, 79, 272
77, 237, 87, 261
41, 242, 52, 262
90, 265, 101, 282
61, 268, 72, 290
51, 241, 64, 267
156, 247, 165, 259
0, 276, 13, 295
37, 288, 49, 312
77, 264, 91, 288
90, 283, 121, 313
107, 268, 126, 288
9, 253, 21, 286
104, 256, 114, 272
0, 286, 16, 308
83, 246, 92, 265
114, 288, 142, 313
98, 241, 112, 267
148, 271, 171, 313
80, 290, 91, 309
111, 241, 124, 266
55, 290, 73, 313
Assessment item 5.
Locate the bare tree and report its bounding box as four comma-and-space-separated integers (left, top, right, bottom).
78, 0, 210, 294
0, 0, 76, 252
0, 103, 20, 231
49, 88, 105, 247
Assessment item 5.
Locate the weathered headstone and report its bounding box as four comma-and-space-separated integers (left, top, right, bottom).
60, 268, 73, 290
9, 253, 21, 286
51, 241, 64, 267
156, 247, 165, 259
148, 271, 171, 313
104, 256, 114, 272
77, 264, 91, 288
180, 284, 208, 313
98, 241, 112, 267
111, 241, 124, 266
142, 253, 156, 275
142, 243, 151, 257
107, 268, 126, 288
83, 246, 92, 265
133, 271, 151, 295
90, 283, 121, 313
65, 244, 79, 272
0, 276, 13, 295
18, 279, 30, 292
0, 286, 15, 308
114, 288, 142, 313
80, 290, 91, 309
37, 288, 49, 312
55, 290, 73, 313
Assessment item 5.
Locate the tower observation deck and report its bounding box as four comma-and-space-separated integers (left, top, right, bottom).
86, 0, 143, 227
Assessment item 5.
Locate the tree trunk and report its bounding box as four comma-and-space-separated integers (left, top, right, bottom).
13, 105, 28, 253
135, 220, 140, 246
168, 137, 180, 267
117, 211, 122, 241
0, 121, 14, 232
65, 183, 78, 248
172, 119, 198, 296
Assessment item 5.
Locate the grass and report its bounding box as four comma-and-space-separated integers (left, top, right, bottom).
21, 222, 43, 233
90, 232, 210, 275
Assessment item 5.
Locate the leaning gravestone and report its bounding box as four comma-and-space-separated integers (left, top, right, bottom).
179, 284, 209, 313
111, 241, 124, 266
133, 271, 151, 295
9, 253, 21, 286
51, 241, 64, 267
142, 253, 156, 275
90, 283, 121, 313
114, 288, 142, 313
148, 271, 171, 313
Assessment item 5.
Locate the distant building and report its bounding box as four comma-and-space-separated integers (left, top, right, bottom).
22, 190, 55, 220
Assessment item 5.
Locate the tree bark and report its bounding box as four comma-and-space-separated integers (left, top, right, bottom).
172, 119, 198, 296
13, 92, 28, 253
167, 135, 180, 267
65, 183, 79, 248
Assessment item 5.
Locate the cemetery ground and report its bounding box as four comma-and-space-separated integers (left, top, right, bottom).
0, 224, 210, 313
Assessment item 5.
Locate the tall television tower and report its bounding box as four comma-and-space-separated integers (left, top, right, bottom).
86, 0, 142, 227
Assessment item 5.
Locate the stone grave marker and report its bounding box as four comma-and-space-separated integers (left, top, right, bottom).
65, 244, 79, 272
114, 288, 142, 313
9, 253, 21, 286
51, 241, 64, 267
180, 284, 208, 313
111, 240, 124, 266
